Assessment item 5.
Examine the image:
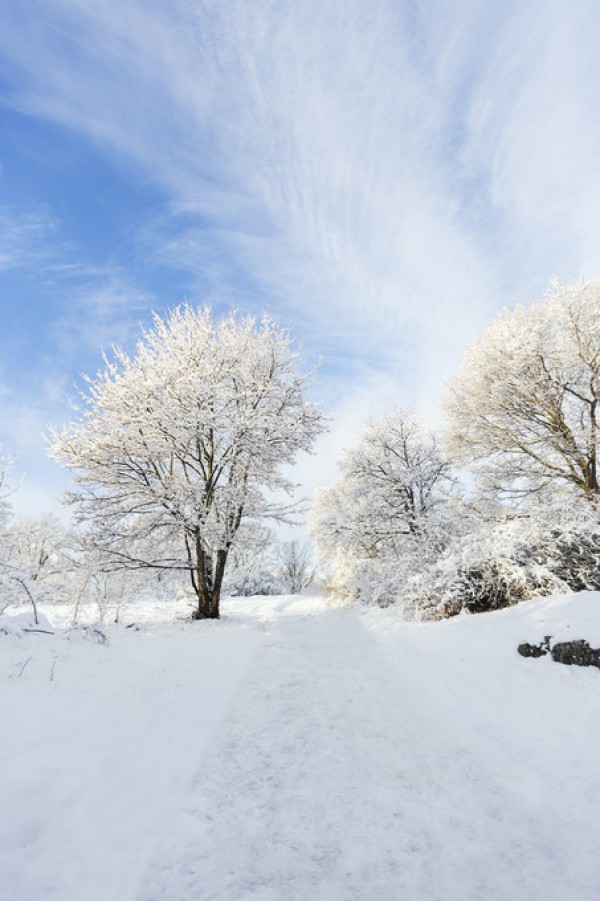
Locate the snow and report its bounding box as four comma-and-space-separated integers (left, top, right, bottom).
1, 592, 599, 900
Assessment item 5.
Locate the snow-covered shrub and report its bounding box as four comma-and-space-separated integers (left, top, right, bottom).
420, 524, 557, 619
225, 567, 283, 597
413, 500, 600, 620
0, 514, 74, 623
544, 530, 600, 592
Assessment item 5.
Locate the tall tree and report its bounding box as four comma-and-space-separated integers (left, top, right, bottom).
446, 278, 600, 502
49, 306, 325, 619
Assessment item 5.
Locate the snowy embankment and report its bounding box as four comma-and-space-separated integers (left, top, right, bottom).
1, 593, 598, 901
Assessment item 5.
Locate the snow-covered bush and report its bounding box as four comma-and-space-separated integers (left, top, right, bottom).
412, 499, 600, 619
545, 529, 600, 592
415, 520, 556, 619
225, 567, 283, 597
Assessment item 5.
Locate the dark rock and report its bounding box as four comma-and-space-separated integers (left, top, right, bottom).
518, 642, 548, 658
551, 640, 600, 669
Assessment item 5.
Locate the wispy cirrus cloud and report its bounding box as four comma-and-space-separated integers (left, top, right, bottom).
0, 256, 155, 516
51, 267, 156, 358
0, 2, 499, 366
0, 206, 57, 272
460, 0, 600, 289
2, 0, 600, 514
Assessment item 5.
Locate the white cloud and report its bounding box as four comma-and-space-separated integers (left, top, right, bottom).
0, 207, 57, 272
52, 267, 156, 357
0, 3, 499, 354
300, 367, 410, 493
2, 0, 600, 511
458, 0, 600, 286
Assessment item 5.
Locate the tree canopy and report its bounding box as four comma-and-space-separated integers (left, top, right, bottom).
446, 278, 600, 502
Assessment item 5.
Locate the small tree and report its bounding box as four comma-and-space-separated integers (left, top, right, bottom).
0, 514, 71, 623
0, 451, 20, 617
311, 409, 456, 609
0, 450, 14, 526
275, 540, 316, 594
49, 306, 325, 619
446, 278, 600, 502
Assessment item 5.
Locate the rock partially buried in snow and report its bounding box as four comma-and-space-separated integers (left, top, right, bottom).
551, 640, 600, 669
518, 635, 600, 669
517, 635, 553, 658
517, 641, 548, 658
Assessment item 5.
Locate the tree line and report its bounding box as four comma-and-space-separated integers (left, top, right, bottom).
311, 278, 600, 616
2, 278, 600, 622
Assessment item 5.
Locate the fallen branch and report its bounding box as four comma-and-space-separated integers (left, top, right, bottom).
13, 656, 32, 678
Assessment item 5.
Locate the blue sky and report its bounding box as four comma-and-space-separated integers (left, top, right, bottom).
1, 0, 600, 516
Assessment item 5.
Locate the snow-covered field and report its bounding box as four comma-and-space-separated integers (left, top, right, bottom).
1, 592, 599, 901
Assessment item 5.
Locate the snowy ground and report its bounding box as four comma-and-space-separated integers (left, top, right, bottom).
1, 592, 599, 901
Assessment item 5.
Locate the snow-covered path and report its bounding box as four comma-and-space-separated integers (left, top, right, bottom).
137, 602, 599, 901
2, 594, 599, 901
139, 610, 425, 900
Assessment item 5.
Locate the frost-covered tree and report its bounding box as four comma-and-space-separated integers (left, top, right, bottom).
275, 540, 316, 594
0, 449, 15, 528
49, 306, 325, 619
447, 278, 600, 501
0, 514, 71, 623
311, 409, 456, 609
0, 456, 72, 623
0, 453, 13, 616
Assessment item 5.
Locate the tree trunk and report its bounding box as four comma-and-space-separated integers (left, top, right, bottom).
186, 524, 237, 622
209, 549, 229, 618
191, 548, 229, 620
191, 548, 223, 620
193, 579, 215, 619
192, 545, 212, 619
587, 399, 599, 494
